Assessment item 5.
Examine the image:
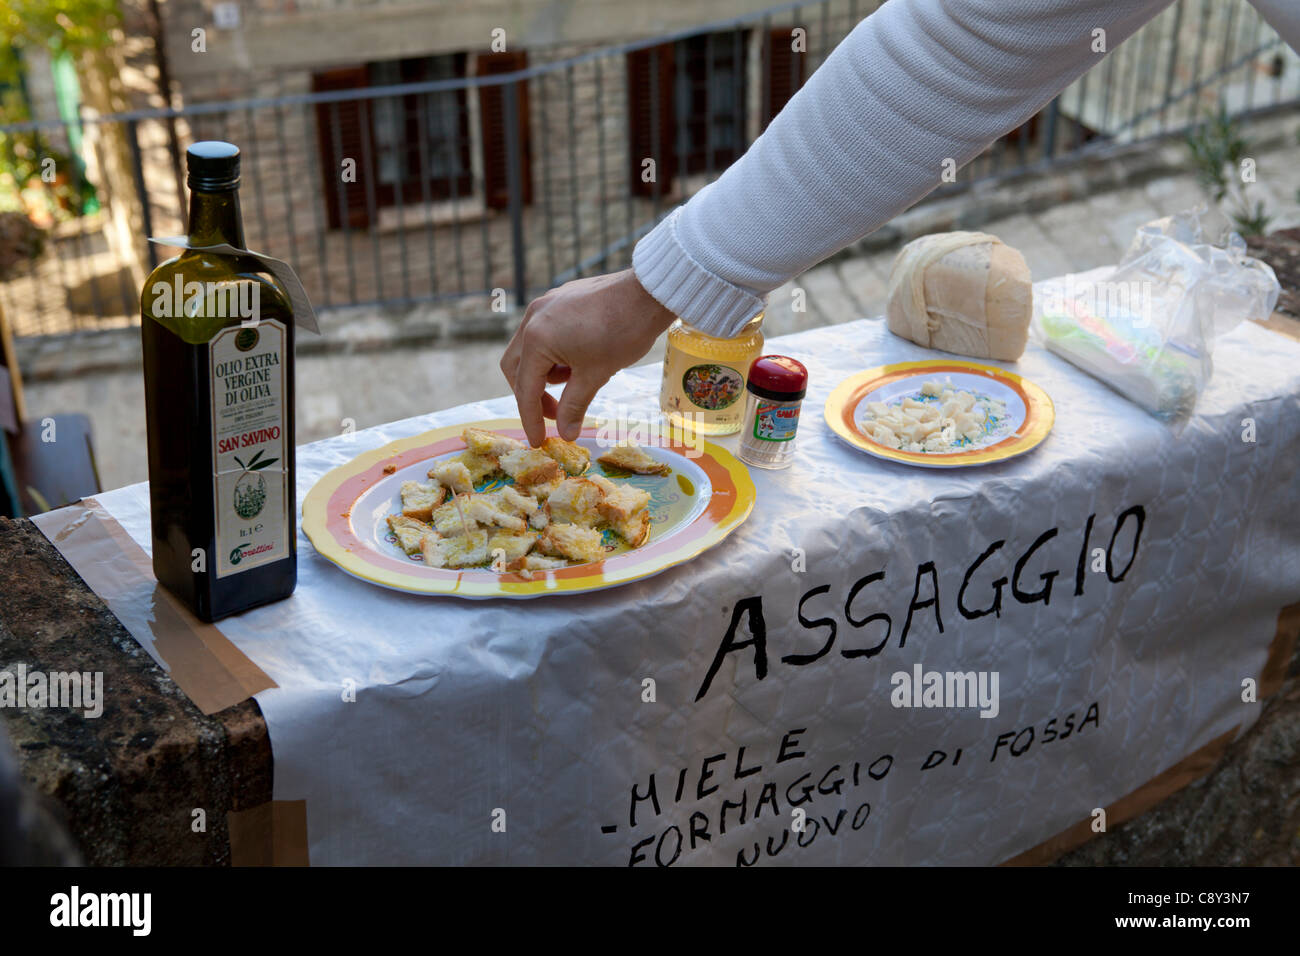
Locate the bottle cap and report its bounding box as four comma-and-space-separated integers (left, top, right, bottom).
747, 355, 807, 401
187, 141, 241, 192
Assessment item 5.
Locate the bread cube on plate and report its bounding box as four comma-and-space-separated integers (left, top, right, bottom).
540, 437, 590, 476
596, 443, 670, 476
450, 450, 499, 484
510, 553, 570, 573
387, 514, 432, 555
400, 480, 446, 521
465, 492, 528, 532
500, 448, 562, 487
609, 510, 651, 548
462, 427, 523, 458
596, 482, 651, 524
536, 523, 604, 563
430, 459, 474, 495
545, 478, 606, 527
498, 485, 539, 515
431, 496, 479, 536
422, 528, 490, 569
487, 530, 537, 565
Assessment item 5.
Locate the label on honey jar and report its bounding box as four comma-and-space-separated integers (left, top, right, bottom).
681, 364, 744, 410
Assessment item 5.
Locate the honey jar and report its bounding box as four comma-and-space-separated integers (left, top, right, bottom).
659, 314, 764, 435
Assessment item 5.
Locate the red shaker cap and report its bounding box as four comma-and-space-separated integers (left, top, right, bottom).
747, 355, 807, 401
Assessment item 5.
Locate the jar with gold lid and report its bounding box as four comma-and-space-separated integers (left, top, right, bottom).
659, 314, 764, 435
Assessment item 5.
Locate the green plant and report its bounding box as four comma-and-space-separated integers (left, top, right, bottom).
0, 131, 90, 221
0, 0, 123, 88
1183, 106, 1272, 236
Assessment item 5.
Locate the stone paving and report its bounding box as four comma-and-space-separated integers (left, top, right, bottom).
21, 117, 1300, 492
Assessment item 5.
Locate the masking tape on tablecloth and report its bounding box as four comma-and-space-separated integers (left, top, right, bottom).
146, 237, 320, 335
228, 800, 310, 866
30, 498, 276, 715
1003, 600, 1300, 865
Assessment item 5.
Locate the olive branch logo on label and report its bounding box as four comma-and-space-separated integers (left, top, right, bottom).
232, 447, 279, 519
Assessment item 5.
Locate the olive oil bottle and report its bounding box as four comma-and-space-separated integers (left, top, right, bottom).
140, 142, 296, 621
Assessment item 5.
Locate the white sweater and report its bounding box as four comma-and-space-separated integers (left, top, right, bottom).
633, 0, 1300, 339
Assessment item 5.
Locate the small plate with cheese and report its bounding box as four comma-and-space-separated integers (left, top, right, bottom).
825, 360, 1054, 468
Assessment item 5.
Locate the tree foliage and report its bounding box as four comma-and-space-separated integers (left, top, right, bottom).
0, 0, 123, 91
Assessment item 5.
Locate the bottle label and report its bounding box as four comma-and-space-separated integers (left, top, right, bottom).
209, 321, 290, 578
753, 401, 800, 442
681, 363, 744, 410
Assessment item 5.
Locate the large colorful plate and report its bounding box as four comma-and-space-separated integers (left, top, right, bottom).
824, 360, 1054, 467
301, 418, 755, 598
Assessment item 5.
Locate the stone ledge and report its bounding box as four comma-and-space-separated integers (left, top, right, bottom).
0, 517, 272, 866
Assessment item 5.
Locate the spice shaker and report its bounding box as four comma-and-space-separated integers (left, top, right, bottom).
739, 355, 808, 470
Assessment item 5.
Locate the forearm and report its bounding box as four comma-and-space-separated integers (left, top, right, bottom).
633, 0, 1175, 337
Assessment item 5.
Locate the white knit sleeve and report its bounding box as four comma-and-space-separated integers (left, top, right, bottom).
633, 0, 1178, 338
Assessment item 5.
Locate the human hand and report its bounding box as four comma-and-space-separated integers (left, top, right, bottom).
500, 269, 675, 445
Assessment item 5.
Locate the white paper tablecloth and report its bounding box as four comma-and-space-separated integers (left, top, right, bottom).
95, 314, 1300, 865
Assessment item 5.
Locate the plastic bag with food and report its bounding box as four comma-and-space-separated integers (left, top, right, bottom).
1032, 208, 1279, 424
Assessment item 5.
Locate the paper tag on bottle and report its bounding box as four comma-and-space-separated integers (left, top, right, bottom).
148, 236, 320, 334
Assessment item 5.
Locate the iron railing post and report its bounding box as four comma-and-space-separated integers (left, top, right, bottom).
1043, 96, 1060, 160
126, 118, 158, 269
503, 81, 527, 308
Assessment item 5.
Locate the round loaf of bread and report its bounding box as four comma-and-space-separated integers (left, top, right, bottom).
885, 231, 1033, 361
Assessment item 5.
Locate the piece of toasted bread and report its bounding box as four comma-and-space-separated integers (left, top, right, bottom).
419, 533, 447, 568
596, 442, 670, 476
609, 509, 651, 547
425, 528, 491, 568
451, 450, 499, 484
597, 482, 651, 524
487, 530, 537, 566
500, 448, 562, 487
516, 553, 570, 571
465, 492, 528, 532
400, 480, 447, 521
387, 514, 432, 555
498, 485, 539, 517
545, 477, 606, 528
525, 477, 562, 502
431, 496, 479, 536
430, 459, 474, 495
536, 522, 604, 563
463, 427, 524, 458
540, 437, 590, 476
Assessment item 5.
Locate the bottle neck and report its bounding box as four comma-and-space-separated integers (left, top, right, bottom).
187, 187, 245, 249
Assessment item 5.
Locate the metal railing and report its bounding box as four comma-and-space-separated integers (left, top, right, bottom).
1, 0, 1296, 339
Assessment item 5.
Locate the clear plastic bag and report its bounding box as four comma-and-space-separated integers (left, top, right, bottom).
1032, 208, 1279, 424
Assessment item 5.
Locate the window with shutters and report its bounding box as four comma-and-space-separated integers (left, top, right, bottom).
368, 56, 473, 209
627, 30, 748, 197
626, 43, 676, 199
675, 31, 748, 176
763, 26, 806, 129
475, 50, 533, 210
313, 52, 533, 229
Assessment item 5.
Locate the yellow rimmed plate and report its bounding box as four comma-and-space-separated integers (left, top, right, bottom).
301, 418, 755, 598
824, 360, 1055, 467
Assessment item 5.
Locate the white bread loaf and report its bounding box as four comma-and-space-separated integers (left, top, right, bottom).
885, 231, 1033, 361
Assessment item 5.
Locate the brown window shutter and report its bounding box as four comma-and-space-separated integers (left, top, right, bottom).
476, 51, 532, 210
626, 43, 677, 198
764, 27, 805, 128
312, 66, 372, 229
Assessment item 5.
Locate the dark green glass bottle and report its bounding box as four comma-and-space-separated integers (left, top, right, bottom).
140, 142, 296, 621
